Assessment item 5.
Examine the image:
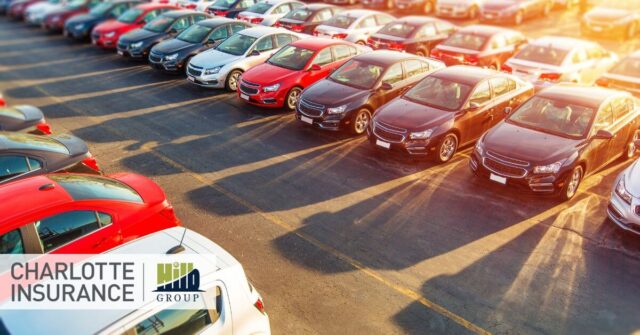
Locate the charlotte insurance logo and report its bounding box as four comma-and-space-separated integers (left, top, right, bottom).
153, 262, 203, 303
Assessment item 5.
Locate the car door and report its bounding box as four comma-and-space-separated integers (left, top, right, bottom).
303, 46, 335, 85
459, 80, 494, 144
374, 62, 405, 108
586, 103, 615, 171
413, 23, 437, 54
487, 76, 516, 127
608, 97, 635, 159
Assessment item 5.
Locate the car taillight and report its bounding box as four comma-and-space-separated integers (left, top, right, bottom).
596, 77, 609, 87
82, 156, 100, 172
184, 3, 196, 9
388, 42, 405, 51
274, 21, 281, 27
312, 30, 319, 36
159, 203, 178, 222
332, 33, 347, 39
254, 297, 266, 315
36, 122, 52, 135
463, 54, 478, 65
539, 72, 562, 82
250, 17, 263, 24
291, 24, 304, 32
214, 10, 228, 16
0, 95, 5, 107
501, 63, 513, 73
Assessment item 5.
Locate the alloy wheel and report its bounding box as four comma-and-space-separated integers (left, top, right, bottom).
226, 70, 241, 91
352, 109, 370, 135
565, 167, 582, 200
438, 134, 458, 163
286, 88, 301, 111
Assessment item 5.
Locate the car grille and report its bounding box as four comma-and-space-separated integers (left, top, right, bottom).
486, 151, 530, 166
188, 65, 203, 77
149, 52, 162, 63
298, 99, 324, 118
240, 80, 259, 95
373, 121, 406, 143
483, 158, 527, 178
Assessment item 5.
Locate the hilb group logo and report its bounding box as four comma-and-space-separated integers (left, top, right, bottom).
155, 262, 203, 292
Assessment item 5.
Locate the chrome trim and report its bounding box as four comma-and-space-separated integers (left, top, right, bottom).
486, 150, 530, 167
298, 99, 325, 118
482, 157, 528, 178
372, 121, 406, 144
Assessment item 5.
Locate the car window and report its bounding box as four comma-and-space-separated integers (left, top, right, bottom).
311, 47, 333, 66
332, 44, 356, 61
468, 81, 492, 106
275, 34, 295, 47
594, 104, 614, 130
255, 36, 274, 51
435, 21, 453, 34
193, 14, 208, 23
404, 60, 426, 77
109, 3, 128, 17
231, 23, 248, 34
490, 35, 507, 49
375, 14, 392, 26
357, 15, 377, 29
587, 46, 607, 60
381, 63, 403, 85
272, 3, 290, 14
0, 229, 24, 254
126, 301, 214, 335
571, 48, 588, 64
143, 9, 162, 23
171, 17, 190, 31
209, 26, 228, 41
239, 0, 254, 7
0, 155, 30, 180
28, 157, 42, 170
490, 77, 515, 97
611, 97, 631, 121
313, 9, 332, 22
36, 211, 106, 252
415, 24, 436, 39
48, 174, 144, 203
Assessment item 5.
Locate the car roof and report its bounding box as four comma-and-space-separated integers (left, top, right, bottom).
302, 3, 335, 10
0, 132, 68, 153
530, 36, 595, 51
391, 15, 448, 26
353, 50, 419, 66
0, 175, 73, 226
163, 9, 200, 18
197, 17, 236, 27
290, 37, 348, 50
431, 65, 501, 86
338, 9, 386, 18
538, 83, 630, 108
135, 2, 176, 10
238, 26, 286, 37
456, 24, 517, 36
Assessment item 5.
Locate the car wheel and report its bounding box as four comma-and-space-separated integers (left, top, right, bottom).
356, 40, 366, 46
489, 61, 500, 70
560, 165, 583, 201
436, 133, 458, 163
415, 49, 427, 57
627, 22, 637, 40
424, 0, 433, 14
513, 10, 524, 25
468, 5, 478, 19
623, 129, 640, 160
285, 87, 302, 111
350, 108, 371, 135
225, 69, 242, 92
543, 1, 552, 16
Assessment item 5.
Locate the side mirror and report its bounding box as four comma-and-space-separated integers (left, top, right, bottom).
308, 64, 321, 72
593, 129, 614, 140
379, 82, 393, 90
467, 101, 481, 110
504, 106, 512, 115
249, 50, 260, 56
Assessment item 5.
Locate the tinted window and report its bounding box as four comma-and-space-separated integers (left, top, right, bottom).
208, 26, 228, 41
468, 81, 491, 105
275, 34, 295, 47
144, 16, 174, 33
143, 9, 162, 23
268, 45, 315, 70
491, 35, 507, 49
127, 304, 213, 335
28, 157, 42, 170
490, 77, 514, 97
514, 44, 569, 66
109, 3, 128, 17
272, 3, 290, 14
283, 7, 310, 20
36, 211, 102, 252
0, 155, 29, 179
357, 16, 377, 29
404, 76, 472, 111
333, 45, 355, 60
324, 15, 356, 29
381, 63, 403, 85
230, 23, 248, 34
246, 2, 272, 14
508, 97, 596, 138
49, 174, 144, 203
1, 133, 69, 154
404, 60, 425, 77
193, 15, 207, 23
254, 36, 274, 51
178, 24, 214, 43
313, 9, 332, 22
116, 8, 142, 23
216, 33, 257, 55
0, 108, 25, 120
329, 60, 384, 89
311, 47, 333, 66
442, 32, 487, 51
171, 17, 190, 31
0, 229, 24, 254
378, 22, 416, 38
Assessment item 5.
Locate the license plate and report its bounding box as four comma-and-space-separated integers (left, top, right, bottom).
117, 50, 123, 56
490, 173, 507, 185
187, 76, 195, 82
376, 139, 391, 149
300, 116, 313, 124
240, 93, 249, 100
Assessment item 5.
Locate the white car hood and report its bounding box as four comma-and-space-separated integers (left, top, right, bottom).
27, 2, 61, 15
190, 49, 243, 69
625, 158, 640, 197
314, 25, 348, 35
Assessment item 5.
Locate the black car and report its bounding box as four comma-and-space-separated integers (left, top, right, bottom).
64, 0, 141, 40
596, 50, 640, 97
581, 6, 640, 40
472, 84, 640, 201
368, 66, 534, 162
205, 0, 257, 18
480, 0, 553, 25
296, 50, 445, 135
367, 16, 455, 57
275, 3, 340, 35
0, 105, 51, 135
0, 132, 101, 184
148, 18, 250, 73
117, 10, 209, 60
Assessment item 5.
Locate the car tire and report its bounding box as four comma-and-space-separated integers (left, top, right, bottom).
468, 5, 478, 19
356, 40, 366, 46
560, 165, 583, 201
435, 133, 458, 163
350, 108, 371, 135
424, 0, 434, 14
489, 61, 500, 70
285, 87, 302, 111
622, 129, 640, 161
513, 10, 524, 25
225, 69, 242, 92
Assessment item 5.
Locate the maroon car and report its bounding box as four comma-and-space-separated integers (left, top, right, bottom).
7, 0, 41, 20
41, 0, 101, 32
430, 25, 527, 70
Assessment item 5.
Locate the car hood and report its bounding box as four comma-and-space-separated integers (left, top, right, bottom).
624, 158, 640, 197
371, 33, 404, 42
585, 7, 631, 22
242, 62, 298, 86
121, 28, 163, 42
375, 97, 452, 131
52, 133, 89, 156
153, 38, 196, 54
94, 19, 130, 33
302, 79, 369, 107
15, 105, 44, 122
66, 12, 101, 25
481, 0, 517, 10
483, 121, 581, 163
190, 49, 242, 68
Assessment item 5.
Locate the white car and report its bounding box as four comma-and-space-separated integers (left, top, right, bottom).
187, 26, 304, 91
503, 36, 618, 90
176, 0, 214, 11
24, 0, 66, 25
0, 227, 271, 335
313, 9, 394, 45
237, 0, 303, 26
609, 146, 640, 236
435, 0, 485, 19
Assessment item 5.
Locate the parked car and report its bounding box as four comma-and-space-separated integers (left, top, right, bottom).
41, 0, 100, 32
608, 149, 640, 235
117, 10, 209, 60
430, 25, 527, 69
362, 0, 394, 10
0, 105, 51, 134
367, 16, 456, 57
323, 0, 358, 5
6, 0, 41, 20
596, 50, 640, 97
394, 0, 435, 14
187, 27, 303, 91
0, 0, 17, 14
0, 132, 101, 184
149, 18, 251, 73
296, 50, 445, 135
471, 84, 640, 201
480, 0, 553, 25
63, 0, 141, 40
502, 36, 618, 90
238, 38, 365, 110
275, 3, 341, 35
24, 0, 64, 25
176, 0, 213, 11
581, 6, 640, 40
91, 3, 179, 49
313, 9, 394, 45
435, 0, 484, 20
0, 227, 270, 335
0, 173, 180, 254
369, 66, 534, 162
237, 0, 303, 26
205, 0, 257, 19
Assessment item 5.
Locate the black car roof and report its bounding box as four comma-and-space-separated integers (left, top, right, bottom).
538, 84, 629, 108
431, 65, 500, 86
353, 50, 421, 67
197, 17, 238, 27
163, 9, 201, 18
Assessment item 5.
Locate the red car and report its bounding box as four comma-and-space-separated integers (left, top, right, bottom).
7, 0, 42, 20
91, 3, 179, 49
238, 38, 364, 110
430, 25, 527, 70
0, 173, 180, 254
42, 0, 101, 32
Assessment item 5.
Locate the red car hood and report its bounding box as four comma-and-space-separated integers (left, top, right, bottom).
242, 62, 299, 86
94, 19, 134, 34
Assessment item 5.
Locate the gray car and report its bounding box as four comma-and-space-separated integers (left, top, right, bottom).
0, 132, 100, 184
608, 141, 640, 235
0, 105, 51, 135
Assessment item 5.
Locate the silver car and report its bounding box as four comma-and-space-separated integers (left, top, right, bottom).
24, 0, 65, 25
313, 9, 394, 45
237, 0, 304, 27
186, 26, 304, 91
608, 144, 640, 235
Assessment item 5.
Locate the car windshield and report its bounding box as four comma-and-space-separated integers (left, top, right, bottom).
608, 57, 640, 77
67, 0, 86, 9
507, 96, 596, 139
117, 8, 142, 23
178, 24, 213, 43
403, 76, 472, 111
283, 7, 311, 21
211, 0, 235, 8
0, 108, 25, 120
323, 14, 356, 29
245, 2, 271, 14
89, 2, 111, 16
49, 174, 144, 203
377, 22, 415, 38
513, 44, 569, 66
268, 45, 314, 70
216, 33, 256, 55
442, 32, 487, 51
329, 60, 383, 89
0, 133, 69, 154
144, 16, 173, 33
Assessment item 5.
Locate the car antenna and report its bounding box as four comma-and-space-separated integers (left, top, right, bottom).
166, 228, 187, 254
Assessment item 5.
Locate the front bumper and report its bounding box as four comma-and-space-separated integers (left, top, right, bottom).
607, 188, 640, 235
366, 125, 434, 157
149, 52, 184, 72
116, 42, 147, 59
64, 25, 91, 39
91, 32, 118, 48
237, 81, 287, 108
186, 65, 225, 88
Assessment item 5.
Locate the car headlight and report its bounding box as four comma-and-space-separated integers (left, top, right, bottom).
75, 23, 84, 30
130, 41, 143, 49
327, 105, 347, 114
164, 53, 178, 61
409, 129, 434, 140
615, 177, 633, 205
533, 160, 565, 174
204, 66, 221, 75
263, 83, 280, 92
104, 31, 115, 38
474, 140, 484, 156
